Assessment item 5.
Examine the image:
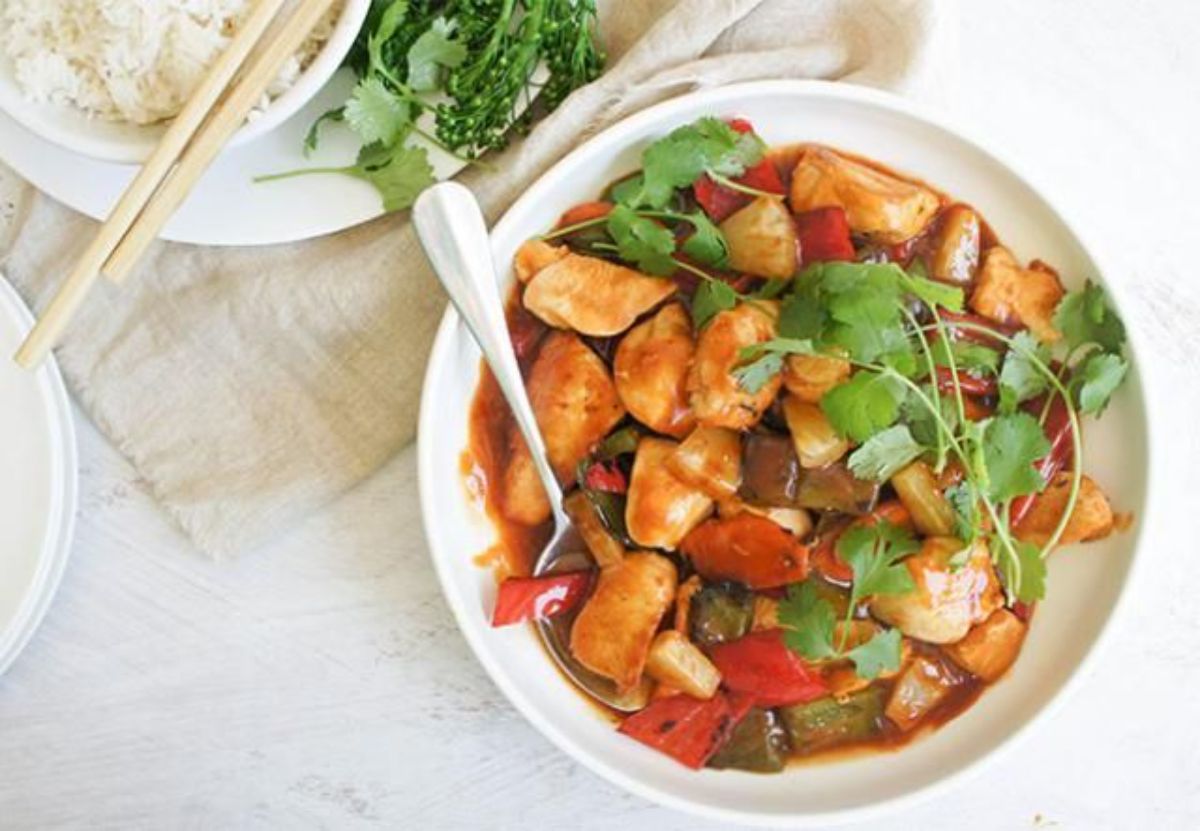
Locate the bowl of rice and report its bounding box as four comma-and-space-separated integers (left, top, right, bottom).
0, 0, 370, 164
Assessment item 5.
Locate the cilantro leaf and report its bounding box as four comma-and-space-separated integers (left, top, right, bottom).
367, 0, 410, 77
847, 424, 925, 481
344, 76, 411, 147
838, 520, 918, 599
609, 174, 644, 206
1075, 351, 1128, 415
606, 205, 676, 275
998, 331, 1050, 413
678, 211, 729, 267
981, 412, 1051, 502
347, 143, 436, 212
753, 278, 791, 300
902, 384, 958, 449
406, 17, 467, 92
1054, 280, 1126, 353
846, 628, 904, 679
690, 279, 738, 329
632, 117, 765, 208
732, 352, 784, 394
820, 264, 910, 363
821, 370, 907, 443
900, 271, 965, 312
779, 581, 839, 662
997, 538, 1046, 604
303, 106, 344, 154
930, 337, 999, 375
777, 276, 825, 339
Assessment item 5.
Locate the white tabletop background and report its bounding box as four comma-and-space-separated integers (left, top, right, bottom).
2, 1, 1198, 828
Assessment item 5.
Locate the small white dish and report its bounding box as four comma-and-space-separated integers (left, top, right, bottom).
0, 275, 77, 676
417, 81, 1156, 825
0, 0, 371, 165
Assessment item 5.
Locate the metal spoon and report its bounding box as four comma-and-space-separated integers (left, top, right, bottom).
413, 182, 643, 712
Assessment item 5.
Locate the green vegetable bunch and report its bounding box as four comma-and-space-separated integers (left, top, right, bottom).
258, 0, 604, 211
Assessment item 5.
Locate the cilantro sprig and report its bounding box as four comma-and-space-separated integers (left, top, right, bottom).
727, 260, 1126, 605
258, 0, 604, 211
779, 521, 916, 679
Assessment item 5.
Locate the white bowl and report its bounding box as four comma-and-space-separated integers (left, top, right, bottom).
417, 81, 1156, 826
0, 0, 370, 164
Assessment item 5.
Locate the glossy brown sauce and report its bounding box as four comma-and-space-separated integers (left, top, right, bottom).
461, 142, 1022, 768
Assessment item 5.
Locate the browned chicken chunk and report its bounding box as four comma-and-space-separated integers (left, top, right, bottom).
1015, 472, 1114, 547
944, 608, 1027, 682
688, 302, 781, 429
523, 252, 675, 336
789, 146, 940, 243
781, 350, 851, 404
969, 246, 1064, 343
513, 239, 569, 284
613, 303, 696, 439
500, 332, 625, 525
569, 552, 678, 691
870, 537, 1003, 644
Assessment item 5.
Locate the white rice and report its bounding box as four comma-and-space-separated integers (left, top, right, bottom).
0, 0, 340, 125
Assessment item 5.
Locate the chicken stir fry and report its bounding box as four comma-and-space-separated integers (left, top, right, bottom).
473, 116, 1130, 772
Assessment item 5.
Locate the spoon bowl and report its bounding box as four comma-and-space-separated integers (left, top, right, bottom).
412, 181, 639, 712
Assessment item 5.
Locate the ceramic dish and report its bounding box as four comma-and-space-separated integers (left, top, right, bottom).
0, 0, 372, 165
0, 275, 77, 676
416, 80, 1154, 825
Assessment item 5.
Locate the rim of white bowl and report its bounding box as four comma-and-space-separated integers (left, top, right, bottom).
0, 0, 370, 165
417, 79, 1159, 826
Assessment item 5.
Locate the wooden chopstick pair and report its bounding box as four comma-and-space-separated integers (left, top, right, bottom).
14, 0, 338, 369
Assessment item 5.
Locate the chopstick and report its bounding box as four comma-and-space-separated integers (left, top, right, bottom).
14, 0, 337, 368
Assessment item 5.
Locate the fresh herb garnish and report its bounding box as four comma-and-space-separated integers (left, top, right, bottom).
847, 424, 925, 481
779, 521, 916, 679
627, 117, 766, 209
260, 0, 604, 211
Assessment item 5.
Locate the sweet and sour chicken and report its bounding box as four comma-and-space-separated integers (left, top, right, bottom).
471, 116, 1128, 773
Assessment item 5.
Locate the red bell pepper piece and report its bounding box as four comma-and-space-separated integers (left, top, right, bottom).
795, 207, 855, 265
707, 630, 829, 707
934, 366, 997, 397
582, 460, 627, 494
680, 514, 809, 589
1010, 394, 1076, 527
557, 200, 613, 228
618, 692, 741, 769
692, 119, 786, 222
490, 572, 592, 627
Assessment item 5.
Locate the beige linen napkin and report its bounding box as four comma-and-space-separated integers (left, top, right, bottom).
0, 0, 947, 557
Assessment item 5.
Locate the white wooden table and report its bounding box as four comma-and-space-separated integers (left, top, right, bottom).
3, 2, 1199, 828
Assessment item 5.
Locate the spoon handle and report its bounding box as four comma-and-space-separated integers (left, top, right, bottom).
413, 182, 567, 526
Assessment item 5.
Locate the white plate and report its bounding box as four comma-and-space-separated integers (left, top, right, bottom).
0, 68, 463, 247
0, 276, 77, 675
417, 81, 1156, 825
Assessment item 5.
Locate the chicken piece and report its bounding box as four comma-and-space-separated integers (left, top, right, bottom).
870, 537, 1003, 644
626, 437, 714, 550
613, 303, 696, 438
522, 252, 675, 336
719, 196, 799, 280
1014, 472, 1114, 547
782, 350, 851, 403
929, 205, 982, 284
513, 239, 569, 284
944, 608, 1027, 682
569, 552, 678, 691
666, 426, 742, 500
563, 490, 625, 569
789, 146, 940, 243
688, 302, 781, 429
969, 246, 1064, 343
500, 332, 625, 525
